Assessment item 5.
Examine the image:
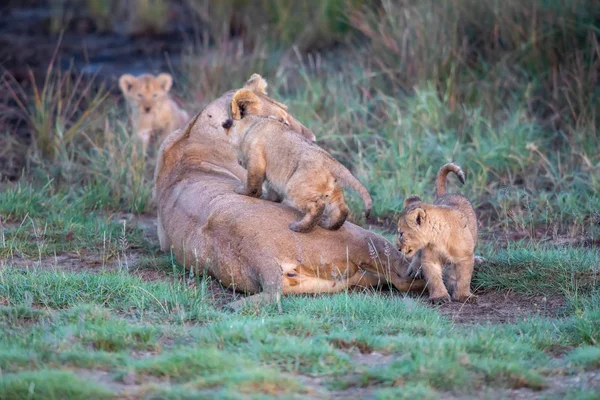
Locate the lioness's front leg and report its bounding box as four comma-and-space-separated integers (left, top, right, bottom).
406, 249, 423, 278
226, 260, 283, 313
235, 151, 265, 198
453, 255, 476, 303
421, 250, 450, 304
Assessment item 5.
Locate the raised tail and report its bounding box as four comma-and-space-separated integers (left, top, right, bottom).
332, 164, 373, 218
435, 163, 465, 197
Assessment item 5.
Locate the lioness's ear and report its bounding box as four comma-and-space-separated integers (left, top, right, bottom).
244, 73, 268, 94
408, 208, 426, 227
156, 73, 173, 92
231, 89, 260, 120
119, 74, 137, 95
403, 195, 421, 208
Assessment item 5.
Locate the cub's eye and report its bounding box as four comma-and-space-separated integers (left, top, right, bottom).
152, 94, 157, 98
137, 93, 142, 98
398, 232, 404, 238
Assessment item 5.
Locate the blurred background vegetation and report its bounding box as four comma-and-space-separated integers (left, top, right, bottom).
1, 0, 599, 238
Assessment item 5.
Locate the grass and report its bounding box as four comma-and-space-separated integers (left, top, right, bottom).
1, 0, 600, 397
0, 370, 113, 400
0, 257, 598, 397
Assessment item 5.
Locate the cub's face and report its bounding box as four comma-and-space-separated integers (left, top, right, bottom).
119, 73, 173, 115
229, 88, 316, 142
397, 196, 428, 257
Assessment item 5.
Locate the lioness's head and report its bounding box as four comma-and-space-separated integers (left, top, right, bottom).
227, 75, 316, 142
119, 73, 173, 115
397, 195, 430, 257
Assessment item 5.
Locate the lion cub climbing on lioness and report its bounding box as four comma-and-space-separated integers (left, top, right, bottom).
222, 90, 372, 233
397, 163, 478, 304
119, 73, 189, 147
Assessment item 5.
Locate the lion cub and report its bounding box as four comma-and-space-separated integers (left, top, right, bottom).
221, 90, 372, 233
119, 73, 190, 147
397, 163, 478, 304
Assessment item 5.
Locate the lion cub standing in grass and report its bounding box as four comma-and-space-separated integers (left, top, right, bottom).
119, 73, 190, 148
397, 163, 478, 304
221, 89, 372, 233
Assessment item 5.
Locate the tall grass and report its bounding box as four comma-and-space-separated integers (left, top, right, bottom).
1, 42, 108, 164
1, 66, 151, 213
3, 0, 600, 229
185, 0, 364, 50
350, 0, 600, 131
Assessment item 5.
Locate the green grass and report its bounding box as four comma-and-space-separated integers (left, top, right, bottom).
0, 256, 598, 397
0, 370, 113, 400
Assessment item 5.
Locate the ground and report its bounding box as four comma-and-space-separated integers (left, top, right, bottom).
1, 202, 599, 400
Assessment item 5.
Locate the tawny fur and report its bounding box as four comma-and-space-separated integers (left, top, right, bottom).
223, 112, 372, 233
153, 73, 424, 311
397, 163, 478, 304
119, 73, 190, 148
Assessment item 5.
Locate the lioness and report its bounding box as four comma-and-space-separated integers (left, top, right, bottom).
397, 163, 478, 304
119, 73, 190, 147
154, 73, 424, 310
221, 105, 372, 232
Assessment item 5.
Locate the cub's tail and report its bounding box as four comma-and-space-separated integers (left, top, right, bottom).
435, 163, 465, 197
332, 164, 373, 218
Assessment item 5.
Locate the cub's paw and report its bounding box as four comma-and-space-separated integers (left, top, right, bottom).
428, 294, 451, 304
234, 185, 248, 195
235, 185, 261, 197
289, 221, 312, 233
262, 189, 283, 202
455, 293, 478, 304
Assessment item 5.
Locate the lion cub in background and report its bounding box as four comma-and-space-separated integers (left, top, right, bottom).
119, 73, 189, 147
221, 89, 372, 233
397, 163, 478, 304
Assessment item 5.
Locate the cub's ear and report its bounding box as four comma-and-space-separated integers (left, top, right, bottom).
156, 73, 173, 92
403, 195, 421, 208
243, 73, 268, 94
119, 74, 137, 95
231, 89, 260, 120
408, 207, 426, 228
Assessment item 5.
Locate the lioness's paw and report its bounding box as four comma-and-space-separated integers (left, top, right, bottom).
407, 263, 423, 279
225, 298, 247, 312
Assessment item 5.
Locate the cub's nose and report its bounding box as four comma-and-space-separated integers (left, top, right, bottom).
144, 107, 151, 113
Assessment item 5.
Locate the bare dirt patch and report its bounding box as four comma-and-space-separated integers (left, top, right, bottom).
436, 290, 567, 324
467, 369, 600, 400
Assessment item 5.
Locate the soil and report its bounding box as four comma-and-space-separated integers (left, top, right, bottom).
438, 289, 567, 324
